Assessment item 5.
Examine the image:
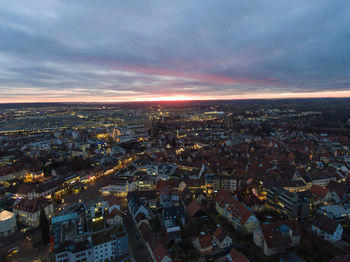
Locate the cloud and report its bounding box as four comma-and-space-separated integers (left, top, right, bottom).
0, 0, 349, 102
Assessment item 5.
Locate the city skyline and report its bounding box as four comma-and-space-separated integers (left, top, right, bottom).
0, 1, 350, 102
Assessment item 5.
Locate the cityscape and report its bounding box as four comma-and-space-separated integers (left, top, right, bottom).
0, 99, 350, 262
1, 1, 350, 262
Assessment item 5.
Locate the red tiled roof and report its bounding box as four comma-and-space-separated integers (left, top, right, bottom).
198, 233, 212, 249
309, 184, 329, 199
148, 234, 171, 262
215, 190, 253, 225
187, 199, 204, 218
260, 220, 300, 249
228, 248, 249, 262
213, 227, 228, 242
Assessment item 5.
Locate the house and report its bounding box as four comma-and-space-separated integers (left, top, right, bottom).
105, 209, 123, 226
13, 196, 54, 227
216, 190, 259, 234
213, 227, 232, 249
147, 234, 172, 262
161, 206, 185, 228
127, 192, 150, 221
311, 214, 343, 243
226, 248, 249, 262
186, 199, 208, 220
253, 220, 301, 256
309, 184, 331, 204
180, 187, 194, 208
192, 233, 213, 255
159, 189, 179, 208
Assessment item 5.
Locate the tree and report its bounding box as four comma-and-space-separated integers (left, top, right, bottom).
39, 207, 50, 244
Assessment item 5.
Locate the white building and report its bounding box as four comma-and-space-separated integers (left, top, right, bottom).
13, 197, 54, 227
311, 214, 343, 243
0, 210, 16, 238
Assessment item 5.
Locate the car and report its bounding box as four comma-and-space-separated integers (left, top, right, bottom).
21, 227, 32, 234
7, 247, 19, 256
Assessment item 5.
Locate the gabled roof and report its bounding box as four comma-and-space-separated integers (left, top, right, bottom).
14, 196, 51, 213
197, 233, 212, 249
215, 190, 254, 225
228, 248, 249, 262
105, 208, 123, 219
147, 234, 171, 262
187, 199, 206, 218
260, 220, 301, 249
213, 227, 229, 242
309, 184, 329, 199
313, 214, 340, 235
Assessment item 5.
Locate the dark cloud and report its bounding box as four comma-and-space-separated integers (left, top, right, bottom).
0, 0, 349, 101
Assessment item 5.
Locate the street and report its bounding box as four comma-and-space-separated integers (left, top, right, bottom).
123, 212, 152, 262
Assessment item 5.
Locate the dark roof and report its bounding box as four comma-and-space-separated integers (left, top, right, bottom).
313, 214, 340, 235
260, 220, 301, 249
14, 197, 52, 213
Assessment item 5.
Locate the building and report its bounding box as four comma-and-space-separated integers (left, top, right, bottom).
192, 233, 213, 255
92, 224, 129, 262
13, 197, 54, 227
267, 187, 309, 219
253, 220, 301, 256
100, 177, 136, 197
216, 190, 259, 234
127, 193, 150, 221
213, 175, 243, 192
226, 248, 249, 262
54, 224, 129, 262
317, 204, 350, 221
161, 206, 185, 228
54, 239, 93, 262
0, 210, 16, 238
311, 214, 343, 243
213, 226, 232, 249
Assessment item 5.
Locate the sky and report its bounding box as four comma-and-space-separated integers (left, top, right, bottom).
0, 1, 350, 102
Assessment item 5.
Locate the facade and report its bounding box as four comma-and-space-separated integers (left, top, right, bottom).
13, 197, 54, 227
213, 175, 243, 192
0, 210, 16, 238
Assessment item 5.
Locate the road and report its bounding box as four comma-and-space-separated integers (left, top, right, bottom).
123, 211, 152, 262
